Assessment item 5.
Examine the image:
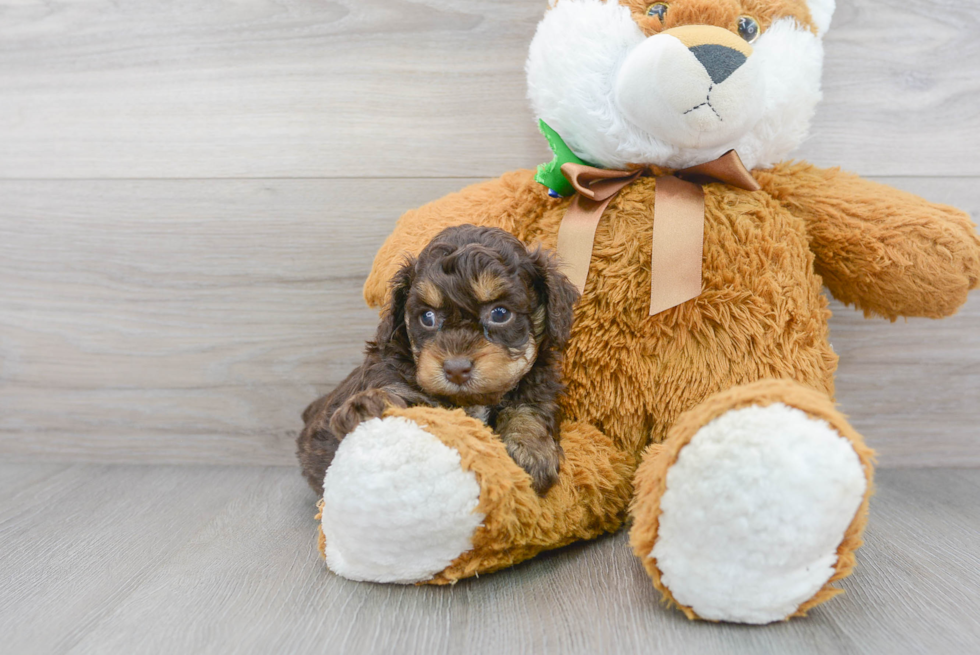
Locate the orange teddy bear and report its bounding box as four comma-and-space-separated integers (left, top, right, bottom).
312, 0, 980, 624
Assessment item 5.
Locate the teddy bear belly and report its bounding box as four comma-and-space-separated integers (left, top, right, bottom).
538, 184, 838, 454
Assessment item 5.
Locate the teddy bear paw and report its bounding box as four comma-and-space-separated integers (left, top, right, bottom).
320, 416, 485, 583
648, 402, 868, 624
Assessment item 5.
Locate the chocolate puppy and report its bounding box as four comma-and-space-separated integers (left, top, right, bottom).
297, 225, 579, 495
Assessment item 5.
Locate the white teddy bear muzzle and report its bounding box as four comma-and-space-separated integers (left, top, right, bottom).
615, 25, 766, 150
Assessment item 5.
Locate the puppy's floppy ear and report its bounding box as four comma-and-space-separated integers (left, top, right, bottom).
375, 256, 416, 351
529, 247, 580, 351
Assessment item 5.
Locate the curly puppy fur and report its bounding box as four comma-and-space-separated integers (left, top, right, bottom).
297, 225, 580, 495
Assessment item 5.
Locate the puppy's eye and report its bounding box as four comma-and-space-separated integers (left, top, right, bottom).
488, 307, 512, 325
646, 2, 668, 23
737, 15, 761, 43
419, 310, 438, 329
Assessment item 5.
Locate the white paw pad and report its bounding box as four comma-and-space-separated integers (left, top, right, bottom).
651, 403, 867, 624
321, 416, 484, 583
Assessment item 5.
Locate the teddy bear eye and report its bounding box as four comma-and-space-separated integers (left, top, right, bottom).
646, 2, 668, 23
737, 15, 761, 44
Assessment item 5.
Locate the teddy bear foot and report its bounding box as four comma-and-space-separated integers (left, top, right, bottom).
319, 415, 485, 583
630, 379, 875, 624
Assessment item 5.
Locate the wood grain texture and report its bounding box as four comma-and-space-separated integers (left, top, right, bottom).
1, 0, 979, 179
2, 176, 978, 467
0, 178, 475, 465
1, 463, 978, 654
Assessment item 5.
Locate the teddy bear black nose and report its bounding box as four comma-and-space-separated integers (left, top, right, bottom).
443, 358, 473, 385
689, 44, 747, 85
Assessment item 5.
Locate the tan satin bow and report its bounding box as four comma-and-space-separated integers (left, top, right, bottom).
555, 150, 761, 316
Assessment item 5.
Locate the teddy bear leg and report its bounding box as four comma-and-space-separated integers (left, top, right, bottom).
629, 379, 875, 624
318, 405, 635, 584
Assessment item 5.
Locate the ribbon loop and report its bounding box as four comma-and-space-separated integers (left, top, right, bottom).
555, 150, 758, 316
676, 150, 761, 191
561, 163, 641, 201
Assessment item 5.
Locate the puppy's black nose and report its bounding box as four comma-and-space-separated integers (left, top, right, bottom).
443, 358, 473, 386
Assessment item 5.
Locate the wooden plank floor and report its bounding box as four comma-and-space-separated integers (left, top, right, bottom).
2, 463, 979, 655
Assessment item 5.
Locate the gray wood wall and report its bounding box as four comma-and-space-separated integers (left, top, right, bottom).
1, 0, 978, 468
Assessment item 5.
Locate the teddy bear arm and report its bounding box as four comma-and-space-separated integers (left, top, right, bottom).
363, 169, 546, 308
760, 163, 980, 320
318, 406, 636, 584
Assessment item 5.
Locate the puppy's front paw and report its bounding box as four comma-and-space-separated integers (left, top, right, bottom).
496, 406, 561, 495
330, 388, 407, 438
504, 437, 562, 496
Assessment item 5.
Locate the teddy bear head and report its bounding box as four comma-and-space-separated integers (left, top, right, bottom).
527, 0, 834, 171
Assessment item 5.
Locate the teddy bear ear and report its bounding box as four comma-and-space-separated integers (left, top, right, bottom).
806, 0, 836, 35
